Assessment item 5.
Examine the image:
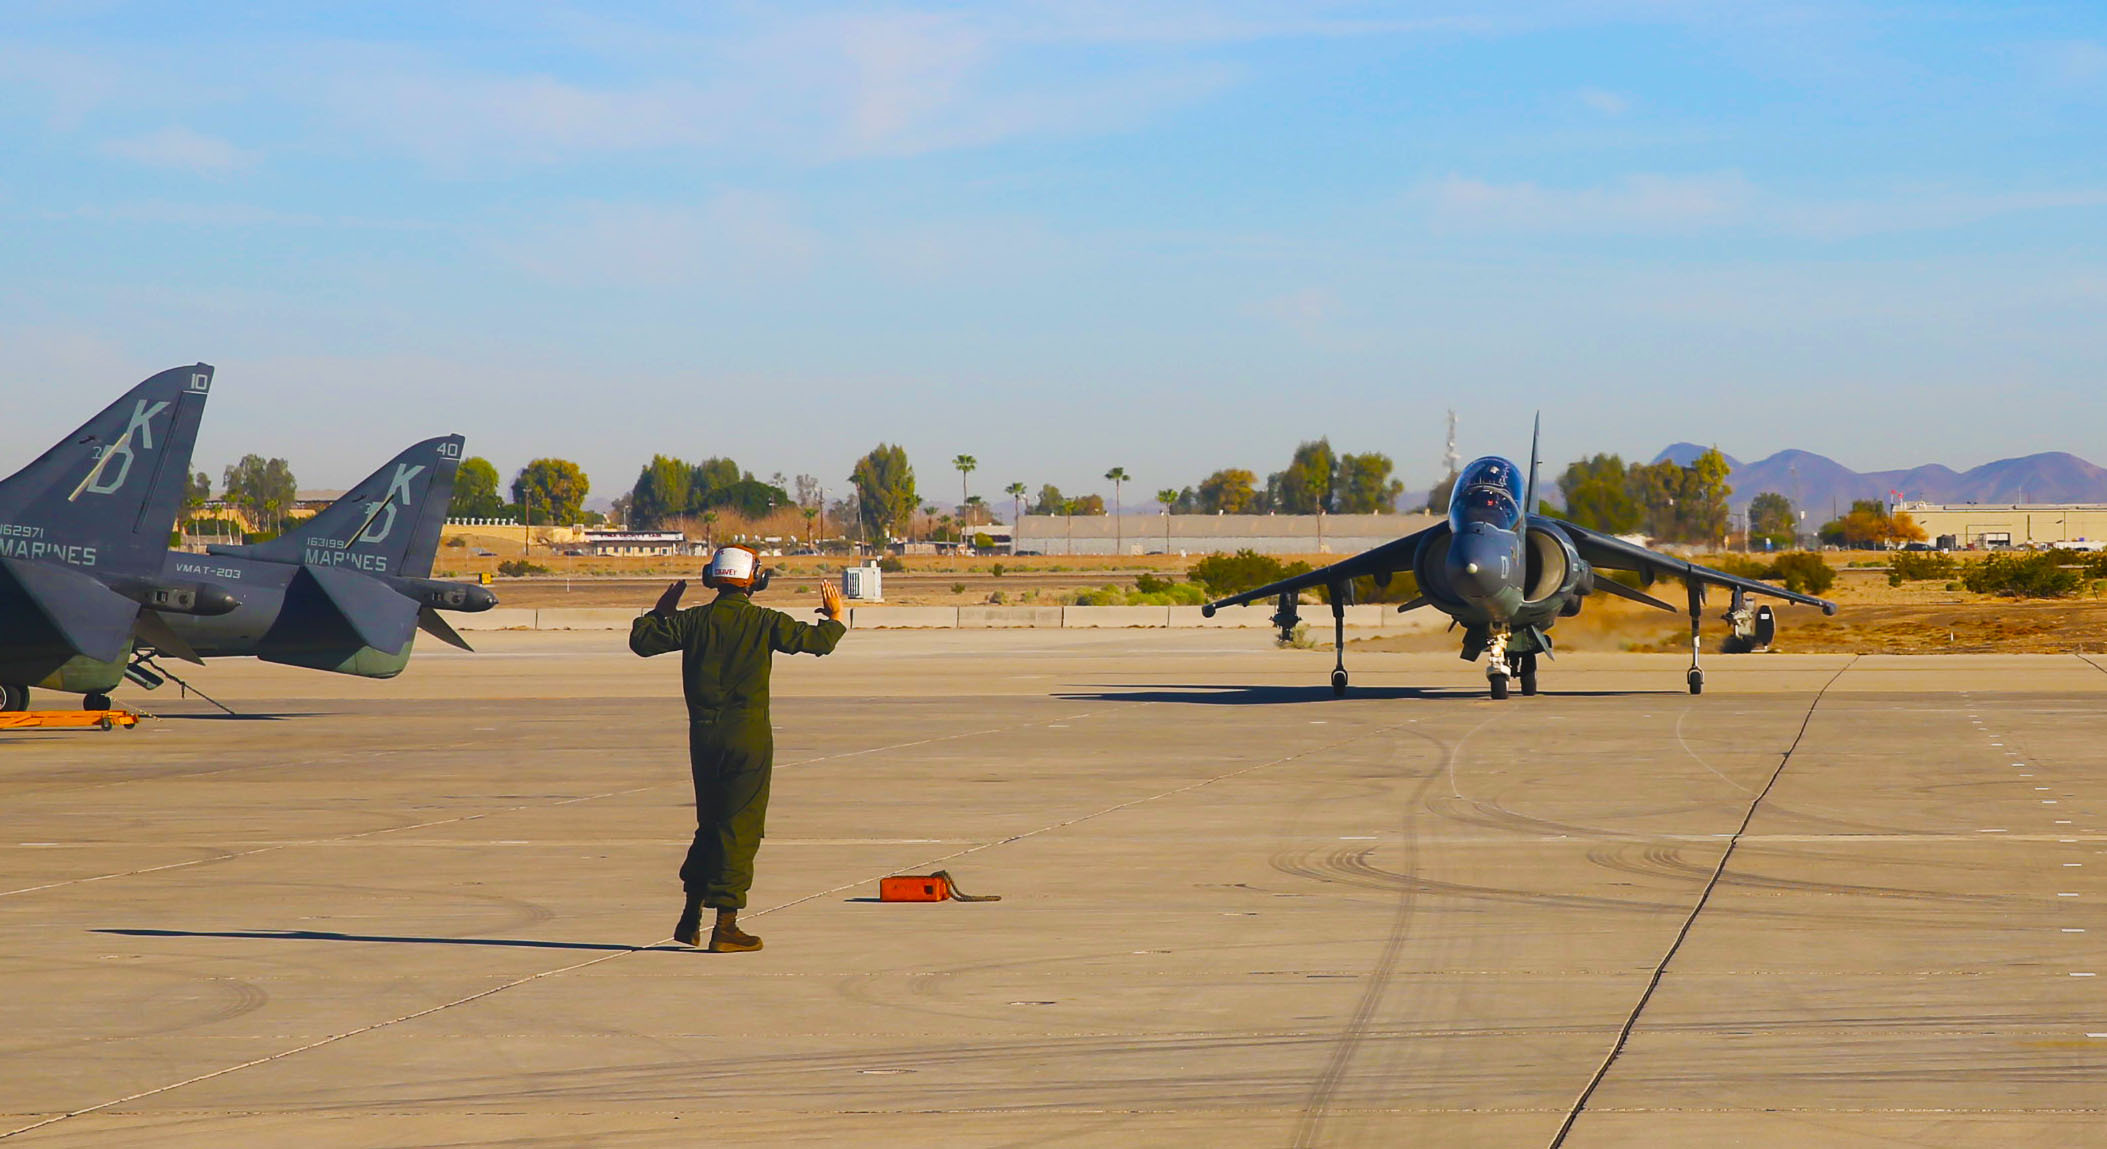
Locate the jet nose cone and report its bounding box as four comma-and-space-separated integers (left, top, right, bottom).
1446, 529, 1513, 605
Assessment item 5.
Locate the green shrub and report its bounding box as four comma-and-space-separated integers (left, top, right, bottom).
444, 536, 468, 548
497, 559, 550, 576
1963, 551, 2080, 598
990, 563, 1005, 577
1709, 555, 1771, 580
877, 555, 906, 573
950, 582, 966, 594
1188, 550, 1312, 596
1134, 572, 1174, 594
1889, 551, 1956, 581
1315, 571, 1421, 605
1766, 552, 1835, 596
1071, 582, 1210, 607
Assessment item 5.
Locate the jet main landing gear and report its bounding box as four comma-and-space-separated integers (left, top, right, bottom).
1329, 591, 1349, 698
0, 684, 26, 712
1686, 579, 1706, 695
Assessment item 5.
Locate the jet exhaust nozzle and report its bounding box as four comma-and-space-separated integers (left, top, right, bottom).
388, 576, 499, 613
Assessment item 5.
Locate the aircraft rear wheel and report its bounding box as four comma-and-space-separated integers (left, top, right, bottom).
1519, 654, 1538, 697
1687, 669, 1704, 696
1331, 669, 1348, 698
82, 692, 112, 711
0, 684, 26, 712
1489, 674, 1509, 700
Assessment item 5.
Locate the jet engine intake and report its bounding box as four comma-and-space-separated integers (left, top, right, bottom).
1522, 524, 1582, 607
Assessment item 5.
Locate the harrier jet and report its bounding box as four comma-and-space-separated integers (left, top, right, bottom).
134, 435, 498, 691
1200, 424, 1837, 698
0, 365, 237, 710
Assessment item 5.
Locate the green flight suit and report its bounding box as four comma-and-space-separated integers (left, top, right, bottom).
630, 591, 846, 909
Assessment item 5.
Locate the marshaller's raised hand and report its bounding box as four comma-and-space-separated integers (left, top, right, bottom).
818, 581, 845, 621
654, 579, 687, 616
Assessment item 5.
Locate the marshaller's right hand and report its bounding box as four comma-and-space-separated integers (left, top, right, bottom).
818, 581, 845, 621
654, 580, 687, 616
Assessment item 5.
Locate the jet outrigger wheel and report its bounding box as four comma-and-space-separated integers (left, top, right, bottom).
82, 692, 113, 711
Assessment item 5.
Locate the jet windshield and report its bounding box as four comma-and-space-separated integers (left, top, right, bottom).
1449, 456, 1524, 531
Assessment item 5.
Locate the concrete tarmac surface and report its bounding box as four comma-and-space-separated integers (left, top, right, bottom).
2, 631, 2103, 1147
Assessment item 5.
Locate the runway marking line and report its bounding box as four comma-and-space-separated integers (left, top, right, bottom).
1547, 655, 1858, 1149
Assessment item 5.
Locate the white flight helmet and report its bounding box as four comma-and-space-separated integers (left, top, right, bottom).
703, 545, 770, 591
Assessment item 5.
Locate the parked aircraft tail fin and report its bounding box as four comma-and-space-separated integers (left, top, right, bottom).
216, 435, 464, 579
0, 365, 213, 577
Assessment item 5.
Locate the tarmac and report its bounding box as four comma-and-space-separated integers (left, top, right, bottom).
2, 629, 2103, 1147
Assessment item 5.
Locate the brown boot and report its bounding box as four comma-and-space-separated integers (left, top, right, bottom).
708, 909, 762, 953
672, 895, 705, 947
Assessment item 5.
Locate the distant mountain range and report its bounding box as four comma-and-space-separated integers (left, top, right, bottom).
1650, 444, 2107, 515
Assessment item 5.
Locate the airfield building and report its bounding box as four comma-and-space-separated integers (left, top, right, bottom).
1014, 512, 1439, 556
1895, 502, 2107, 549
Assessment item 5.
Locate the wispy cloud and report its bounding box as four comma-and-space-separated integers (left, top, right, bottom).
102, 126, 254, 174
1431, 172, 1753, 233
293, 10, 1232, 167
1247, 286, 1346, 346
492, 194, 820, 288
1428, 173, 2107, 238
1576, 87, 1633, 115
2036, 39, 2107, 87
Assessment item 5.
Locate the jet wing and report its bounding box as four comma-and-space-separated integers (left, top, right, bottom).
1200, 526, 1438, 613
1547, 517, 1839, 614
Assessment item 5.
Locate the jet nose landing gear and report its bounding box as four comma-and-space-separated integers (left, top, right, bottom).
1485, 628, 1511, 700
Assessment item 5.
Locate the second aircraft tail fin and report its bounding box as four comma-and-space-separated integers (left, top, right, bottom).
216, 435, 464, 578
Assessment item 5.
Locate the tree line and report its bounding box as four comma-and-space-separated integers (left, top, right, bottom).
200, 439, 1931, 552
1552, 451, 1927, 549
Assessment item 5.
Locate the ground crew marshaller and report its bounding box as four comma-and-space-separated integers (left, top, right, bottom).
630, 545, 847, 952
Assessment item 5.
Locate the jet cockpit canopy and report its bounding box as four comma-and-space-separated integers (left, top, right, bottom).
1449, 456, 1524, 531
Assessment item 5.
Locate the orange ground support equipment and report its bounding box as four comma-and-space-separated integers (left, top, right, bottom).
880, 874, 950, 902
0, 709, 142, 731
878, 870, 1001, 903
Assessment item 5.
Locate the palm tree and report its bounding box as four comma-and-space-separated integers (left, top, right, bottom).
1157, 488, 1179, 553
1004, 482, 1027, 553
702, 509, 718, 548
953, 454, 977, 519
801, 505, 819, 545
963, 494, 985, 526
1105, 466, 1129, 556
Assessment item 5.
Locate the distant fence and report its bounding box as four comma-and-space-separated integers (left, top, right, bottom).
453, 604, 1444, 633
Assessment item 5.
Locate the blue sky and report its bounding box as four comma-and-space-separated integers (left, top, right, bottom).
4, 1, 2104, 507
